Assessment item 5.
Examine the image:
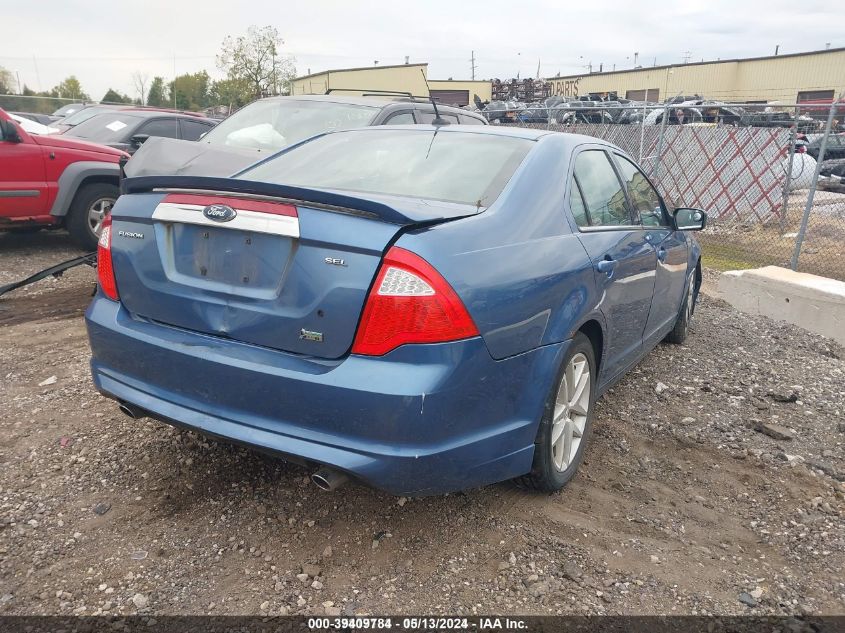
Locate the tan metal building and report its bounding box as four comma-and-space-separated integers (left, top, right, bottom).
545, 47, 845, 104
290, 63, 492, 106
291, 48, 845, 107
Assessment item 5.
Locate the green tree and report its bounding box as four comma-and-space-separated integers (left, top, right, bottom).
168, 71, 211, 111
0, 66, 15, 94
101, 88, 132, 104
51, 76, 90, 101
209, 77, 253, 109
146, 76, 166, 107
217, 25, 295, 98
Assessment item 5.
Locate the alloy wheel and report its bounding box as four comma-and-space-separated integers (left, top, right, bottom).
551, 352, 591, 471
685, 275, 695, 322
87, 198, 115, 237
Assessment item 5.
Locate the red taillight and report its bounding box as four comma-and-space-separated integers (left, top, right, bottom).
351, 247, 479, 356
97, 214, 119, 301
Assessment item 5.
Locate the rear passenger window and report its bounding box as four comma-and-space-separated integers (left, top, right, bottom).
138, 118, 180, 139
417, 112, 460, 124
458, 115, 484, 125
572, 150, 631, 227
569, 180, 589, 227
181, 119, 214, 141
384, 112, 415, 124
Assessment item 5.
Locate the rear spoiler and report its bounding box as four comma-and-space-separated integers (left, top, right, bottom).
122, 175, 419, 225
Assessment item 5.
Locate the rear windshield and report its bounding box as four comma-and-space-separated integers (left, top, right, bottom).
64, 113, 143, 142
240, 129, 533, 207
201, 99, 378, 151
62, 106, 123, 127
53, 103, 84, 117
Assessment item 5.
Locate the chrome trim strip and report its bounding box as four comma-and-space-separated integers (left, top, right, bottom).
153, 188, 380, 221
152, 203, 300, 238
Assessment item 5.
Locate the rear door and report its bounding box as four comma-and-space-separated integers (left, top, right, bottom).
611, 153, 688, 345
0, 120, 48, 218
568, 147, 657, 381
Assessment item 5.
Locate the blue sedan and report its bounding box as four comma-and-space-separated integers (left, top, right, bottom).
86, 125, 706, 496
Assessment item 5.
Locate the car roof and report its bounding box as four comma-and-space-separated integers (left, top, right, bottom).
329, 123, 605, 144
88, 110, 217, 123
118, 110, 213, 120
263, 94, 394, 107
252, 94, 485, 117
320, 125, 626, 157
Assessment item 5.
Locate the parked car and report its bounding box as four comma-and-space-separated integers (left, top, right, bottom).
9, 112, 59, 135
50, 105, 137, 134
124, 93, 488, 178
86, 125, 706, 496
51, 104, 208, 134
52, 103, 89, 118
482, 100, 524, 123
807, 133, 845, 160
63, 110, 218, 155
0, 108, 127, 249
11, 111, 58, 126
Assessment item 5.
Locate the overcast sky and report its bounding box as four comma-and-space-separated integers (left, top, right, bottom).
2, 0, 843, 102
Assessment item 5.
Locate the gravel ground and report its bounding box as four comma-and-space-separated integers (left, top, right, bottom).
0, 231, 843, 617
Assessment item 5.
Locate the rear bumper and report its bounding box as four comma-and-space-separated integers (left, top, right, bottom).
85, 296, 566, 496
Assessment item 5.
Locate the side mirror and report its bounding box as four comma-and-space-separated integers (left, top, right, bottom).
130, 134, 150, 147
673, 207, 707, 231
0, 118, 22, 143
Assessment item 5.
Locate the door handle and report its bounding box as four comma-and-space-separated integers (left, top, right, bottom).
657, 247, 667, 262
596, 257, 617, 275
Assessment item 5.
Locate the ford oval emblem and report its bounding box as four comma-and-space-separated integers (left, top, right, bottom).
202, 204, 237, 222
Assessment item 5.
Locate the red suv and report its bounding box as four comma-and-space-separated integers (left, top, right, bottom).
0, 108, 127, 250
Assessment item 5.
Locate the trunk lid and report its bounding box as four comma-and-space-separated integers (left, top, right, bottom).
109, 176, 477, 359
124, 136, 263, 178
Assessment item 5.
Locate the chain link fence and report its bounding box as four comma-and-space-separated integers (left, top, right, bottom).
497, 99, 845, 280
0, 94, 87, 115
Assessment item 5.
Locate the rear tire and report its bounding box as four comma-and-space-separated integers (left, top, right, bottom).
66, 183, 118, 251
516, 332, 596, 492
665, 269, 697, 345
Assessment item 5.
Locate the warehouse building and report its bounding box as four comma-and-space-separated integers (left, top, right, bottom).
290, 62, 492, 106
291, 47, 845, 108
545, 47, 845, 104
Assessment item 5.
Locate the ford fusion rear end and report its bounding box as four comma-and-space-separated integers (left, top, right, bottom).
85, 128, 565, 495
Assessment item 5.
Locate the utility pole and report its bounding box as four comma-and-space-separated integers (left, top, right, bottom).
173, 54, 177, 110
634, 51, 639, 67
682, 51, 692, 64
470, 51, 477, 80
32, 56, 42, 92
272, 50, 277, 95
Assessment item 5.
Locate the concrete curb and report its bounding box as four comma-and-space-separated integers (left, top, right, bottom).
717, 266, 845, 345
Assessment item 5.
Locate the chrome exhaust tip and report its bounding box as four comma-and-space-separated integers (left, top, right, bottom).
118, 402, 145, 419
311, 467, 348, 491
